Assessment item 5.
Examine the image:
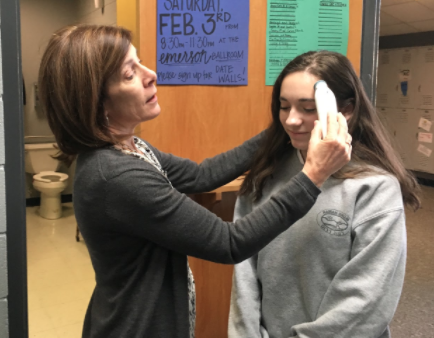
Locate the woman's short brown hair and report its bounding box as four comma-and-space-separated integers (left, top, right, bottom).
38, 24, 132, 165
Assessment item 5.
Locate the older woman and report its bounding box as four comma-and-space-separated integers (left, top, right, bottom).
39, 25, 351, 338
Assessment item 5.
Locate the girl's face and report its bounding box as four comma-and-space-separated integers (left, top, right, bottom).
279, 71, 320, 154
103, 44, 160, 134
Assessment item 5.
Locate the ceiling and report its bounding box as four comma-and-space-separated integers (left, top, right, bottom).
380, 0, 434, 36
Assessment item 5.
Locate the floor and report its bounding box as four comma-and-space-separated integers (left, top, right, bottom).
27, 203, 94, 338
391, 185, 434, 337
26, 186, 434, 337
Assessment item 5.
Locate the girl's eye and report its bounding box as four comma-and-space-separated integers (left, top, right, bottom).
280, 106, 291, 111
304, 108, 317, 113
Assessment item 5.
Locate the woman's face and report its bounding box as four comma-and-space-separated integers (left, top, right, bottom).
103, 44, 160, 133
279, 71, 320, 153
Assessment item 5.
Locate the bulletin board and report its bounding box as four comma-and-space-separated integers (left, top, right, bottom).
139, 0, 362, 163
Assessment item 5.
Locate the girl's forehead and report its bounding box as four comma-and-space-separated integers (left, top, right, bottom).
280, 73, 319, 100
283, 71, 320, 85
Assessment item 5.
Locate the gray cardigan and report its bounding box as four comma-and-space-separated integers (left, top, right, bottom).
74, 134, 321, 338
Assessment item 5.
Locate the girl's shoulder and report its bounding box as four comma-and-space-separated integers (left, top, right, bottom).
330, 165, 401, 197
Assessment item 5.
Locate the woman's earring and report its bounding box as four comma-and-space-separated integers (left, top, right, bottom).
106, 115, 109, 124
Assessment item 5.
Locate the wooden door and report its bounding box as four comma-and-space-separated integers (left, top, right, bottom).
137, 1, 364, 337
188, 192, 238, 338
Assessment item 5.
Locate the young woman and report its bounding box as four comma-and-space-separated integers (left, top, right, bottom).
228, 51, 420, 338
38, 26, 351, 338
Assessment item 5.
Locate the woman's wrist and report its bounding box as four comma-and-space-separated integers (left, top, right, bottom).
301, 167, 326, 188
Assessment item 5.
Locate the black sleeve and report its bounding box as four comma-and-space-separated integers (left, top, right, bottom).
104, 169, 320, 264
148, 132, 265, 194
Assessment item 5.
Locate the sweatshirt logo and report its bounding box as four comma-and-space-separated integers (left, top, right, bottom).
317, 209, 350, 236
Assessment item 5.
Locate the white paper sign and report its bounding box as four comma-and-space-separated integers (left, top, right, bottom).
418, 132, 433, 143
419, 118, 432, 131
417, 144, 432, 157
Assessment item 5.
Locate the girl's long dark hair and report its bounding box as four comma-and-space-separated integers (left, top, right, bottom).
240, 51, 421, 211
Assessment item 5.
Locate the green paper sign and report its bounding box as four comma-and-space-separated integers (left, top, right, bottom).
266, 0, 349, 85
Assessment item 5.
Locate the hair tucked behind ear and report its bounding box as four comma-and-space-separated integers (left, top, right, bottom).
39, 25, 132, 166
240, 51, 421, 211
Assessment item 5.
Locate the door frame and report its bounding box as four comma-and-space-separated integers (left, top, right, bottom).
361, 0, 381, 104
1, 0, 29, 337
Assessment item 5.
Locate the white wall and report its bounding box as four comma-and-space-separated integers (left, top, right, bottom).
21, 0, 78, 141
21, 0, 117, 198
21, 0, 78, 198
77, 0, 117, 25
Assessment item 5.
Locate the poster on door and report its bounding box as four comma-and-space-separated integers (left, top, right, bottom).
265, 0, 349, 85
156, 0, 249, 85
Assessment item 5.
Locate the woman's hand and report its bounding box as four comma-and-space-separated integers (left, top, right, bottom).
302, 112, 351, 187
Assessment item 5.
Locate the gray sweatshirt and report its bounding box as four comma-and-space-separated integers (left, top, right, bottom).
229, 149, 406, 338
74, 134, 321, 338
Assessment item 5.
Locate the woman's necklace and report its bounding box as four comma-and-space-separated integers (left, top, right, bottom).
113, 137, 172, 187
